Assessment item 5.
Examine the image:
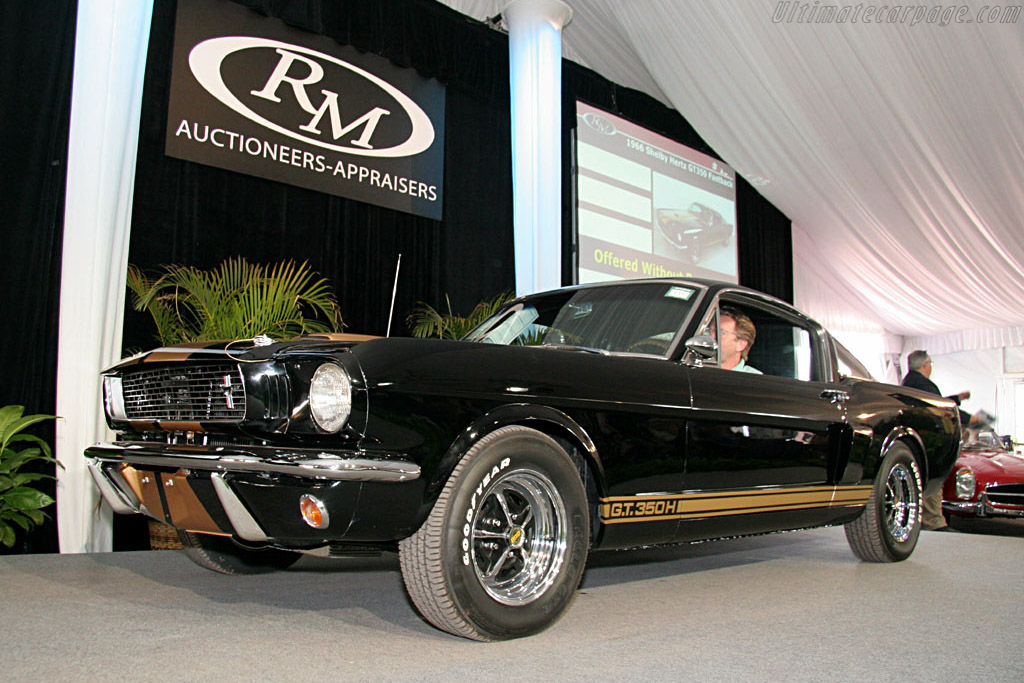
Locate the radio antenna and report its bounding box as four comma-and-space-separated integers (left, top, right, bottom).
386, 254, 402, 337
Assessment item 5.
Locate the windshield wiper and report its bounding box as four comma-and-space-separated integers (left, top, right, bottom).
538, 343, 610, 355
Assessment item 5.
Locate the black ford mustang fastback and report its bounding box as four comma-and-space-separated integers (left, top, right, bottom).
86, 279, 961, 640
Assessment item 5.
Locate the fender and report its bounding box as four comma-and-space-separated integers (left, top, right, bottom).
427, 403, 605, 505
879, 425, 928, 478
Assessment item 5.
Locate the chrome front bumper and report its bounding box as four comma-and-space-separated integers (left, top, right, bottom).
943, 496, 1024, 519
85, 442, 421, 482
85, 442, 421, 543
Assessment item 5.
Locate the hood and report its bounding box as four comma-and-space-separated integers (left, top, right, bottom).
957, 446, 1024, 479
106, 333, 379, 371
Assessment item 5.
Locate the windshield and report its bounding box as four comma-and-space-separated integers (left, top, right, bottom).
963, 429, 1010, 451
464, 282, 701, 356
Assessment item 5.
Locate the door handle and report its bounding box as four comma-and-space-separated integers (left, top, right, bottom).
820, 389, 849, 404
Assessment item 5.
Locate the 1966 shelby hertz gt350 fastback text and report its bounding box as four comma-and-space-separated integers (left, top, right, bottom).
87, 279, 961, 640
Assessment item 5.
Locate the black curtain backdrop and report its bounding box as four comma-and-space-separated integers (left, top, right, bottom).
0, 0, 77, 554
125, 0, 518, 351
4, 0, 792, 553
735, 175, 793, 301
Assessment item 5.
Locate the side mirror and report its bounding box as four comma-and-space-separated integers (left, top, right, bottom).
683, 334, 717, 366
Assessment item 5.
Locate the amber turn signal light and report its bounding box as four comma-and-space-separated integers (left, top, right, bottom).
299, 494, 330, 529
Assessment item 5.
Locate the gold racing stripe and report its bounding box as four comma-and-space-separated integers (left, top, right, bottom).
830, 486, 875, 504
600, 485, 873, 524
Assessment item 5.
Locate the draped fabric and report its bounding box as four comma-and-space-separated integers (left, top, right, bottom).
55, 0, 155, 553
440, 0, 1024, 341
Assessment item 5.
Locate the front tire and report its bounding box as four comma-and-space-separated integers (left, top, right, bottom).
177, 530, 301, 575
844, 441, 922, 562
399, 426, 589, 641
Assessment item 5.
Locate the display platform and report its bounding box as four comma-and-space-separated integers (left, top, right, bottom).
2, 524, 1021, 681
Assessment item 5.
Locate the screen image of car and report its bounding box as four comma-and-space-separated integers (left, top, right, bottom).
655, 202, 734, 264
86, 279, 962, 640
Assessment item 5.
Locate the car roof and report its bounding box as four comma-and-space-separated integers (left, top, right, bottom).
523, 278, 789, 308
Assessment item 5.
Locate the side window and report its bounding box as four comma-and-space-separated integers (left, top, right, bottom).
835, 341, 874, 380
721, 300, 821, 381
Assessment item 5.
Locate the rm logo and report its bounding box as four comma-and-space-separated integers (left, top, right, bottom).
188, 36, 435, 158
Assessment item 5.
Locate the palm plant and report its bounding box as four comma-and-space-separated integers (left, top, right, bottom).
406, 292, 513, 340
127, 257, 343, 345
0, 406, 60, 549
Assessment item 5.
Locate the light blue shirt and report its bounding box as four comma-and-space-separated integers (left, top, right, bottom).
731, 358, 762, 374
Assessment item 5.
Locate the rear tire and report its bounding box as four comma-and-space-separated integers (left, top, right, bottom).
845, 442, 922, 562
399, 426, 589, 641
177, 530, 301, 575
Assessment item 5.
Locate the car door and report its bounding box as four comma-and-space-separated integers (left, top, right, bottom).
676, 295, 848, 541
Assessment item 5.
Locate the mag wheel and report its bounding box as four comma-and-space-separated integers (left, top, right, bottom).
399, 426, 589, 641
845, 441, 922, 562
177, 530, 301, 575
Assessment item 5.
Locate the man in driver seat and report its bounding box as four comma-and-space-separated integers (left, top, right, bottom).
720, 306, 762, 374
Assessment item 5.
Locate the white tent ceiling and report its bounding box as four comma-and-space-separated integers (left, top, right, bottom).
439, 0, 1024, 346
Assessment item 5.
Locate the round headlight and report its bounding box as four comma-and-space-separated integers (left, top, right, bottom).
954, 467, 976, 500
309, 363, 352, 433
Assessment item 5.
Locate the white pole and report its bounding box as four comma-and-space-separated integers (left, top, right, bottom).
502, 0, 572, 295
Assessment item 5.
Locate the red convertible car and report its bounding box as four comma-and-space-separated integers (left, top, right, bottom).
943, 429, 1024, 519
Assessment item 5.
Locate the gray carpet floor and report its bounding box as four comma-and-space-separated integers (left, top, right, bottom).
2, 520, 1022, 682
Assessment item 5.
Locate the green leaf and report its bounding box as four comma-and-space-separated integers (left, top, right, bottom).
406, 292, 513, 340
1, 451, 37, 474
0, 523, 15, 548
6, 512, 30, 532
1, 405, 59, 537
0, 405, 23, 437
10, 433, 56, 460
22, 509, 45, 525
1, 409, 57, 448
3, 487, 54, 511
13, 472, 55, 486
128, 257, 343, 345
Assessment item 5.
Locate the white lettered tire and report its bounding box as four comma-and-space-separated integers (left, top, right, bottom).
399, 425, 589, 640
844, 441, 922, 562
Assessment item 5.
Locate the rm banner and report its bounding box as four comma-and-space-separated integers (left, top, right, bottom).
166, 0, 446, 220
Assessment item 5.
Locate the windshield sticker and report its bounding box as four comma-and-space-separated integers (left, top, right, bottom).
665, 286, 695, 301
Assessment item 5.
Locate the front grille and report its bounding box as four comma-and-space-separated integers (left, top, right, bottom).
120, 363, 246, 422
985, 483, 1024, 507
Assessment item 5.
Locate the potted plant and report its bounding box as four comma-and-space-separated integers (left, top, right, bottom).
127, 256, 344, 345
0, 405, 60, 549
406, 292, 513, 339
